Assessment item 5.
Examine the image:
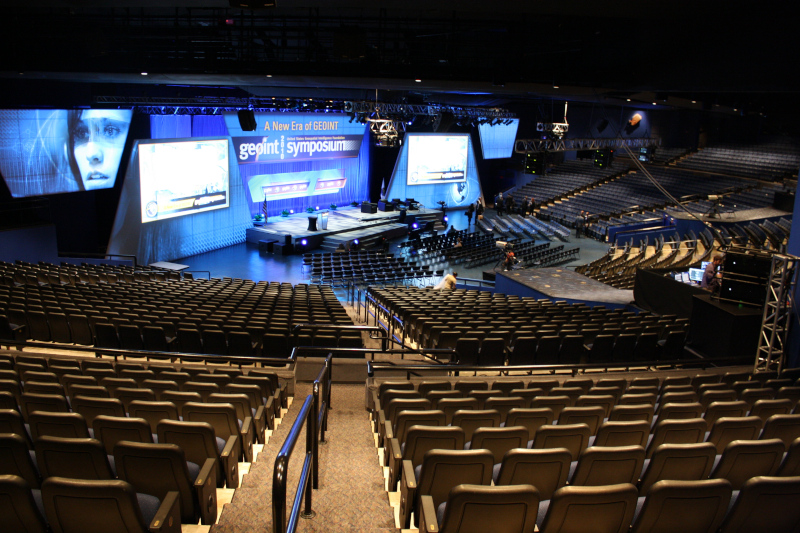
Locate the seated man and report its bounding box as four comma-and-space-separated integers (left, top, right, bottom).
701, 254, 724, 292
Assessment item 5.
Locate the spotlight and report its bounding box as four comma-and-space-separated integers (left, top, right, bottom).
443, 216, 449, 222
289, 209, 294, 214
315, 206, 319, 210
353, 239, 359, 245
300, 239, 308, 246
412, 223, 419, 229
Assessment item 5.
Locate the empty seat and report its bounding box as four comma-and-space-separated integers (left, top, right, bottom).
630, 479, 732, 533
387, 425, 464, 491
33, 435, 114, 480
709, 438, 785, 489
638, 442, 717, 495
570, 445, 645, 486
593, 420, 650, 448
537, 483, 638, 533
494, 447, 571, 500
532, 423, 592, 461
157, 419, 239, 489
0, 474, 48, 533
706, 416, 764, 454
718, 475, 800, 533
40, 476, 181, 533
419, 484, 540, 533
92, 415, 154, 455
467, 426, 529, 464
28, 411, 90, 440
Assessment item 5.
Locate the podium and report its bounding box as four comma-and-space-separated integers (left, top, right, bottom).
307, 216, 318, 231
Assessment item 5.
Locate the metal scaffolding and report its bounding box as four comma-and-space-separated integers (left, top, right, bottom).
754, 253, 799, 374
514, 137, 661, 153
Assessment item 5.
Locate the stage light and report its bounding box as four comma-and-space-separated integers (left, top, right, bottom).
412, 223, 419, 229
353, 239, 359, 245
300, 239, 307, 246
315, 206, 319, 210
443, 216, 449, 222
289, 209, 294, 214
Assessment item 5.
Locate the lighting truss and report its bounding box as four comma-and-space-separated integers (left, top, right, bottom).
343, 101, 516, 120
515, 137, 661, 153
754, 253, 799, 374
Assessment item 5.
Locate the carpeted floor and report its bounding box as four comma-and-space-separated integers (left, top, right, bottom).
212, 383, 397, 533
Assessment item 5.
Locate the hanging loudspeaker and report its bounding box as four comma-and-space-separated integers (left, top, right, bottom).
238, 110, 257, 131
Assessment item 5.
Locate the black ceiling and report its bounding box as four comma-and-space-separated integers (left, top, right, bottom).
1, 1, 797, 120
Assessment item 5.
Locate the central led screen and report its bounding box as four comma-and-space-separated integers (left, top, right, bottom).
406, 134, 469, 186
138, 138, 230, 223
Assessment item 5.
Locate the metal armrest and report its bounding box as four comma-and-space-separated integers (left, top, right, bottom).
264, 396, 276, 429
254, 404, 267, 443
240, 416, 254, 463
194, 457, 218, 525
375, 408, 386, 436
419, 494, 439, 533
387, 437, 403, 488
149, 490, 182, 533
221, 435, 239, 489
400, 459, 417, 529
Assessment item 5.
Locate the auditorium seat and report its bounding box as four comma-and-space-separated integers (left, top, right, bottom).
399, 449, 494, 529
419, 484, 540, 533
0, 433, 41, 488
387, 425, 464, 491
182, 402, 254, 463
28, 411, 90, 440
760, 413, 800, 450
558, 406, 605, 435
113, 440, 217, 525
718, 476, 800, 533
0, 474, 48, 533
20, 393, 69, 421
157, 419, 239, 489
749, 398, 793, 422
532, 424, 591, 461
710, 439, 785, 489
71, 396, 126, 426
92, 415, 154, 455
537, 483, 638, 533
646, 418, 707, 458
33, 435, 114, 480
41, 476, 182, 533
630, 479, 732, 533
706, 416, 764, 454
94, 323, 120, 349
593, 420, 650, 448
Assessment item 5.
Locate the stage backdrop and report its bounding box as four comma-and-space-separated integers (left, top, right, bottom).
222, 112, 369, 217
383, 133, 483, 210
107, 136, 252, 265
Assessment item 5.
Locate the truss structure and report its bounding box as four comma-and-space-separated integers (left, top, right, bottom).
343, 101, 515, 120
754, 253, 799, 374
515, 137, 661, 153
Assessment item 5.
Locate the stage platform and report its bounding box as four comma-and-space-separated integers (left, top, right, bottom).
494, 267, 634, 308
246, 205, 444, 252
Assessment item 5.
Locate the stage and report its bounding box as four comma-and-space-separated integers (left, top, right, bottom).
494, 267, 634, 308
245, 204, 444, 253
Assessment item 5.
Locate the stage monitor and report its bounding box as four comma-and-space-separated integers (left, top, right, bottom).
406, 134, 469, 186
0, 109, 133, 197
138, 138, 230, 223
478, 119, 520, 159
688, 268, 704, 283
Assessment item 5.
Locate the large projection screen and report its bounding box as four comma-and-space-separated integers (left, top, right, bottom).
477, 119, 519, 159
0, 109, 133, 197
138, 138, 229, 223
406, 134, 469, 186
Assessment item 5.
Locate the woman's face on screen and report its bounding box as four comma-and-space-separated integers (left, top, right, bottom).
72, 109, 131, 190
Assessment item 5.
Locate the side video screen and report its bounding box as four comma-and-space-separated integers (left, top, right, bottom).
0, 109, 133, 197
138, 138, 230, 223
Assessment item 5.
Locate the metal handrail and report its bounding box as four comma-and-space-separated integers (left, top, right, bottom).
366, 354, 754, 378
272, 356, 331, 533
272, 395, 315, 533
0, 338, 295, 368
291, 323, 391, 351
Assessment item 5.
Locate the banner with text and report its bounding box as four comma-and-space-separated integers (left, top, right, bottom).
224, 113, 365, 164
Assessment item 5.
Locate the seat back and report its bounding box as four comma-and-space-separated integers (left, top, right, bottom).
594, 420, 650, 448
128, 401, 181, 433
505, 408, 554, 440
403, 426, 465, 467
0, 474, 48, 533
28, 411, 90, 440
417, 449, 495, 512
531, 423, 591, 461
451, 409, 501, 442
631, 479, 732, 533
157, 419, 234, 489
703, 400, 749, 429
34, 435, 114, 480
777, 437, 800, 476
639, 442, 717, 495
92, 415, 154, 454
71, 396, 126, 426
495, 448, 571, 500
114, 441, 200, 524
646, 418, 707, 458
469, 426, 529, 464
718, 476, 800, 533
0, 433, 41, 488
437, 484, 539, 533
760, 413, 800, 450
706, 416, 764, 454
20, 392, 69, 421
41, 476, 165, 533
539, 483, 638, 533
530, 395, 572, 419
710, 438, 785, 490
571, 445, 645, 486
558, 406, 605, 435
484, 397, 527, 423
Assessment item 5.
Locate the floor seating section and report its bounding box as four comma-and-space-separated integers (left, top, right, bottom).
0, 270, 356, 357
369, 286, 689, 363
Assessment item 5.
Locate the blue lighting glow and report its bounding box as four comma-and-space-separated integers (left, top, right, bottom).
412, 223, 419, 229
353, 239, 359, 244
300, 239, 308, 246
